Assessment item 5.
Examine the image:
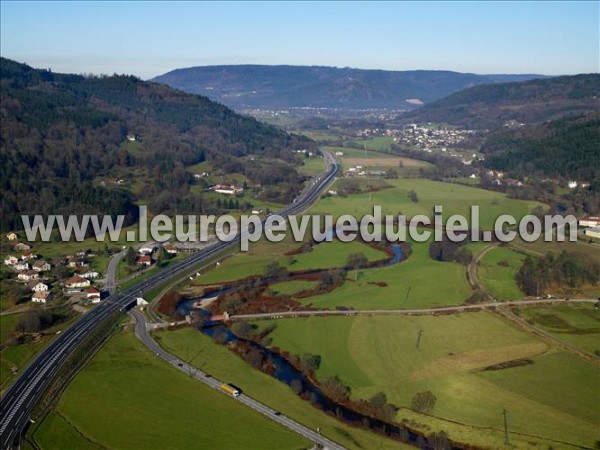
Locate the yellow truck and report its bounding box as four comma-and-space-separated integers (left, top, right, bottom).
220, 383, 240, 398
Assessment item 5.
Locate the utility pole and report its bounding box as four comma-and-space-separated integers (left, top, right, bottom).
502, 408, 510, 445
415, 328, 423, 350
405, 286, 412, 303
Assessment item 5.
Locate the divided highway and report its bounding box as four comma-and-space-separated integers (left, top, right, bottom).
0, 154, 339, 450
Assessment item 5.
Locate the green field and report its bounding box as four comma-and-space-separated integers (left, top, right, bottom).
298, 237, 471, 310
254, 314, 600, 448
310, 178, 544, 229
31, 331, 309, 450
478, 246, 525, 301
519, 303, 600, 354
157, 328, 413, 450
196, 238, 387, 287
269, 280, 319, 297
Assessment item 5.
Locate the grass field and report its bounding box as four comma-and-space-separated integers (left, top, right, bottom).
1, 311, 76, 393
478, 246, 525, 301
254, 314, 600, 448
31, 331, 309, 450
518, 303, 600, 354
196, 237, 387, 287
269, 280, 319, 297
157, 328, 413, 450
298, 237, 471, 310
310, 178, 544, 229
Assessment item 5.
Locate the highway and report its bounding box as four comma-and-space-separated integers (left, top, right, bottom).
129, 309, 345, 450
0, 153, 339, 450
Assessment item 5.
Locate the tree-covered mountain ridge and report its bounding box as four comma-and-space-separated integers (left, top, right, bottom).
0, 58, 313, 231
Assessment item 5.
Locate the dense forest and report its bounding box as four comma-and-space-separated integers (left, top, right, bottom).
482, 113, 600, 181
399, 74, 600, 128
0, 58, 313, 231
517, 252, 599, 295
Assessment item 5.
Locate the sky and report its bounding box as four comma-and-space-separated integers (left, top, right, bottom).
1, 1, 598, 79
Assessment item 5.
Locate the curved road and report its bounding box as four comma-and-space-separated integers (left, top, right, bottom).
129, 309, 344, 450
0, 153, 339, 450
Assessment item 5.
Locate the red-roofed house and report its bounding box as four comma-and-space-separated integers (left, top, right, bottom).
65, 275, 90, 289
86, 287, 101, 303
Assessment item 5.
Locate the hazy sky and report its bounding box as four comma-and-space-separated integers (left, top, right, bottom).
1, 1, 598, 79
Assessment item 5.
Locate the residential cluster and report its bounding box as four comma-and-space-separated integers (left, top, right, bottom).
3, 232, 101, 305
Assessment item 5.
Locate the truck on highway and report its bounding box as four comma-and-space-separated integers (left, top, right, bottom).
220, 383, 240, 398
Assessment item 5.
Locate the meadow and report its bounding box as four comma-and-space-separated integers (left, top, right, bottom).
31, 331, 309, 450
310, 178, 544, 229
518, 303, 600, 354
478, 246, 525, 301
254, 313, 600, 448
157, 328, 413, 450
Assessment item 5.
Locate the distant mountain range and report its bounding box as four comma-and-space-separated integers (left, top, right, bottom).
399, 74, 600, 128
152, 65, 547, 110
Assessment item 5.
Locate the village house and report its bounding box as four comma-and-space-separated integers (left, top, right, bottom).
163, 244, 179, 255
86, 287, 101, 303
4, 255, 18, 266
18, 270, 39, 282
251, 208, 263, 215
137, 255, 152, 266
77, 268, 100, 279
64, 275, 91, 289
138, 244, 157, 255
20, 251, 36, 260
32, 260, 51, 272
28, 281, 49, 292
31, 291, 51, 304
13, 242, 31, 252
14, 261, 30, 272
211, 184, 243, 195
6, 232, 18, 241
579, 216, 600, 228
584, 226, 600, 239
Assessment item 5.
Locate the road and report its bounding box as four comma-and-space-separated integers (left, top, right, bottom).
129, 309, 345, 449
0, 153, 339, 450
231, 298, 599, 321
104, 248, 125, 294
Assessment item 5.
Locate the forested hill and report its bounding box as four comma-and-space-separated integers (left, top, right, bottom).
482, 113, 600, 182
152, 64, 546, 110
0, 58, 312, 231
399, 74, 600, 128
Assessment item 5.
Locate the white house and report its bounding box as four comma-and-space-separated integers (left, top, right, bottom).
18, 270, 39, 282
32, 260, 51, 272
6, 231, 18, 241
163, 244, 179, 255
28, 281, 48, 292
65, 275, 91, 289
138, 245, 157, 255
212, 184, 243, 195
584, 226, 600, 239
78, 270, 99, 279
567, 181, 578, 189
4, 255, 18, 266
86, 287, 101, 302
579, 216, 600, 228
31, 291, 50, 304
14, 262, 30, 271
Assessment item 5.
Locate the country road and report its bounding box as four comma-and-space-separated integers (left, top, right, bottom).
231, 298, 600, 321
129, 309, 345, 450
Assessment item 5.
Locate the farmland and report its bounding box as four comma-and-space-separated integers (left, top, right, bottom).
478, 246, 525, 301
30, 331, 309, 450
253, 313, 600, 448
